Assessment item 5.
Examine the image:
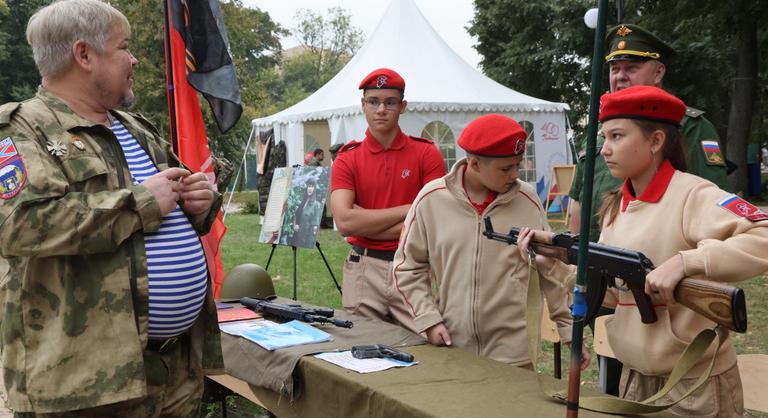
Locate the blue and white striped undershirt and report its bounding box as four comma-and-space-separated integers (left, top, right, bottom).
111, 119, 207, 339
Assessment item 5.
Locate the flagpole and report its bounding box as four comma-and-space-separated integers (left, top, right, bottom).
162, 0, 179, 154
566, 0, 608, 416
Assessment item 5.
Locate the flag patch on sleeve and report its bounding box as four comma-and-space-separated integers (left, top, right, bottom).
701, 140, 725, 166
0, 136, 27, 199
717, 195, 768, 221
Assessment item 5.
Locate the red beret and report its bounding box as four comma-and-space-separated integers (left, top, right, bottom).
458, 114, 527, 157
358, 68, 405, 92
599, 85, 686, 126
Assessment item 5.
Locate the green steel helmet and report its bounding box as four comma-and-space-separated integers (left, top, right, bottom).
219, 264, 275, 302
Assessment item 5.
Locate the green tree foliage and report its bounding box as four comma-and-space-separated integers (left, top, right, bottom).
0, 0, 8, 62
617, 0, 765, 144
470, 0, 596, 121
0, 0, 48, 103
470, 0, 767, 184
111, 0, 166, 127
0, 0, 284, 167
265, 7, 363, 110
201, 0, 285, 162
292, 7, 363, 88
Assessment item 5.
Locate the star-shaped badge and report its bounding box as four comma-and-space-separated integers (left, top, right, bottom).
46, 140, 67, 157
616, 25, 632, 37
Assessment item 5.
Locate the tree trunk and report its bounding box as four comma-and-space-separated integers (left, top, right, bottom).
725, 0, 758, 194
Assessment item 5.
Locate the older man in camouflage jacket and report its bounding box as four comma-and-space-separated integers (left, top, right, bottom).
0, 0, 223, 415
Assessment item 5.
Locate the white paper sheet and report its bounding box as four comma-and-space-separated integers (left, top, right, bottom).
314, 351, 417, 373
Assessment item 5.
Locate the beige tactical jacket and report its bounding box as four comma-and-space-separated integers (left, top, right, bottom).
600, 170, 768, 379
0, 88, 223, 412
393, 158, 573, 366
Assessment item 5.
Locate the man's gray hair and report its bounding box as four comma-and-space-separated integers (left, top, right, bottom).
26, 0, 130, 79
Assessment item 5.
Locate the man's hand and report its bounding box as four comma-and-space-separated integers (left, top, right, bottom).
179, 172, 215, 216
143, 168, 190, 216
330, 189, 409, 238
426, 323, 452, 347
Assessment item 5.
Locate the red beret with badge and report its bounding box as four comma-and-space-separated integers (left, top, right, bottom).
599, 85, 686, 126
457, 114, 527, 157
358, 68, 405, 92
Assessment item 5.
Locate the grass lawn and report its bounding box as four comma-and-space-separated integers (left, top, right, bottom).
209, 213, 768, 417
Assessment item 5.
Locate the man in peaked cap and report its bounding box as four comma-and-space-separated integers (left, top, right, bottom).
567, 23, 731, 396
571, 23, 731, 241
393, 114, 589, 369
330, 68, 445, 330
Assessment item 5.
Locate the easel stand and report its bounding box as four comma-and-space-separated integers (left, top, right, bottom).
264, 241, 342, 300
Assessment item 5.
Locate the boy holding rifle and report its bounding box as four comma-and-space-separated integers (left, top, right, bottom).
393, 114, 588, 369
519, 86, 768, 417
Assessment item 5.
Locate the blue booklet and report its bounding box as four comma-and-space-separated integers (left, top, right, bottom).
241, 320, 333, 351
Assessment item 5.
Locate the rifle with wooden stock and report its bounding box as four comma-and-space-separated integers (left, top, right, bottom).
483, 217, 747, 333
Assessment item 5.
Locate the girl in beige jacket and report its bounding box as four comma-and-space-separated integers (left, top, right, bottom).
521, 86, 768, 417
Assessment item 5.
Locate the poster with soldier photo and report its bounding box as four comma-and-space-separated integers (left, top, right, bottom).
258, 166, 330, 248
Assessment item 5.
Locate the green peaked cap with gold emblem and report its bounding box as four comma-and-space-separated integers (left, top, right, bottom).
605, 24, 676, 63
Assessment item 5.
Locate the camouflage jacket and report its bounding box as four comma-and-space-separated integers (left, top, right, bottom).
0, 88, 223, 412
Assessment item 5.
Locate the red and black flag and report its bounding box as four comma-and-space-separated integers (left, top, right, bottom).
163, 0, 242, 297
165, 0, 242, 134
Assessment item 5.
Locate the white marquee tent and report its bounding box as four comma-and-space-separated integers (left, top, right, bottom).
251, 0, 572, 200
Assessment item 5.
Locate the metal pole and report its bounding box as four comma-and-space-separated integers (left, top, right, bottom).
616, 0, 624, 23
161, 0, 178, 153
265, 244, 277, 270
566, 0, 609, 416
316, 241, 343, 295
292, 246, 298, 300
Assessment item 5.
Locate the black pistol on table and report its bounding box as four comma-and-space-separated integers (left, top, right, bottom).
351, 344, 414, 362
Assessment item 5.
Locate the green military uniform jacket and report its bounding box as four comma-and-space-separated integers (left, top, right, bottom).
0, 88, 223, 412
569, 109, 730, 241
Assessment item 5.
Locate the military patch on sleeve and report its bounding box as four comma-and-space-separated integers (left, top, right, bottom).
0, 136, 27, 199
701, 140, 726, 166
717, 195, 768, 221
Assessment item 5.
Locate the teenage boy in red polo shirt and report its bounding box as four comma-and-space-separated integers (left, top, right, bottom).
330, 68, 445, 329
393, 114, 587, 369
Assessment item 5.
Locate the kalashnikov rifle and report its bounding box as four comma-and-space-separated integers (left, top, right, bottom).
240, 297, 354, 328
483, 217, 747, 333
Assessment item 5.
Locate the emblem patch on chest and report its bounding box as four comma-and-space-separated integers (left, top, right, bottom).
717, 195, 768, 221
401, 168, 411, 179
0, 136, 27, 199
